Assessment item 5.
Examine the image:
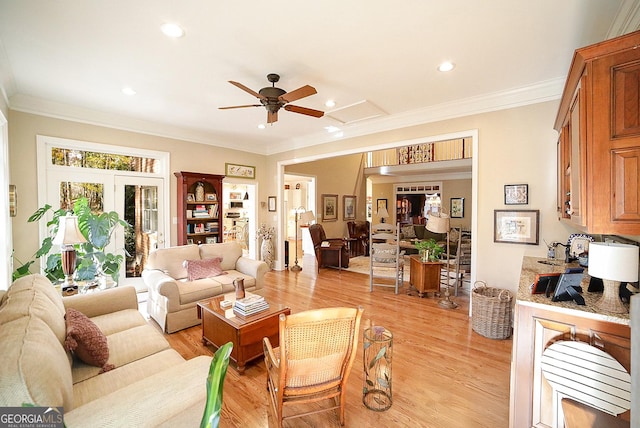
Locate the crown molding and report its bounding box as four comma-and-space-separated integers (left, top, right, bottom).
8, 94, 271, 155
267, 77, 564, 155
607, 0, 640, 38
7, 77, 563, 158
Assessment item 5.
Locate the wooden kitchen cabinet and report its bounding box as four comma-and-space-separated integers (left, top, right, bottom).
509, 257, 631, 428
555, 30, 640, 235
175, 171, 224, 245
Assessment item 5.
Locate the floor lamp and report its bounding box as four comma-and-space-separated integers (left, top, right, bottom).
426, 213, 458, 309
291, 208, 315, 272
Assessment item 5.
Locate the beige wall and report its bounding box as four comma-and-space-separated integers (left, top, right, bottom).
269, 101, 580, 294
9, 100, 609, 294
8, 110, 267, 271
285, 153, 366, 238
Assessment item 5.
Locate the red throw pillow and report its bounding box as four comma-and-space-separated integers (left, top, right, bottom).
183, 257, 226, 281
64, 308, 114, 373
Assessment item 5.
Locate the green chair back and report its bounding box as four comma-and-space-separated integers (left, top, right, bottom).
200, 342, 233, 428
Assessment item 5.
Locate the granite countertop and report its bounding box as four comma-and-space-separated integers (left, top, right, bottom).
518, 256, 630, 325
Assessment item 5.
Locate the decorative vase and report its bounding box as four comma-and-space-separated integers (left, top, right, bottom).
233, 278, 245, 299
419, 249, 429, 262
261, 238, 274, 270
195, 182, 205, 202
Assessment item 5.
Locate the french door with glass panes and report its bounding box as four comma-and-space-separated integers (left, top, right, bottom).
45, 171, 165, 287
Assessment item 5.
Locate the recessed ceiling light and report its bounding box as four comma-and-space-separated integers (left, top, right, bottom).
324, 126, 340, 133
325, 100, 336, 108
257, 124, 266, 129
161, 23, 185, 38
438, 62, 455, 72
121, 86, 136, 96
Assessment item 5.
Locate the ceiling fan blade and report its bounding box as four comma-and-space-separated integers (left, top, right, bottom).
279, 85, 317, 103
218, 104, 262, 110
228, 81, 266, 100
267, 110, 278, 124
284, 104, 324, 118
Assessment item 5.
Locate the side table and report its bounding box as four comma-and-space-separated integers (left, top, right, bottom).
409, 256, 441, 297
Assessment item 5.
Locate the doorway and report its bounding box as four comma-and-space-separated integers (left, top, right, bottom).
222, 182, 257, 259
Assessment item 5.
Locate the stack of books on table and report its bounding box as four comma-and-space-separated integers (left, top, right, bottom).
233, 294, 269, 316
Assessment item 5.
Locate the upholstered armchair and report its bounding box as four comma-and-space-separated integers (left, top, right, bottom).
347, 220, 370, 256
308, 224, 350, 270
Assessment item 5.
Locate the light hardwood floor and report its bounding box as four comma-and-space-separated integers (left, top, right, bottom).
162, 254, 513, 427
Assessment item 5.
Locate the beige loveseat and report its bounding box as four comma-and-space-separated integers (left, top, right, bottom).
0, 274, 212, 427
143, 242, 269, 333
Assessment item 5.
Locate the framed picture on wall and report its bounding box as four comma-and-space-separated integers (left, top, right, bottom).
343, 195, 356, 220
450, 197, 464, 218
376, 198, 387, 212
504, 184, 528, 205
494, 209, 539, 245
322, 194, 338, 222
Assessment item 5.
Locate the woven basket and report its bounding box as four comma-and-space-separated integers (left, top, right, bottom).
472, 281, 513, 339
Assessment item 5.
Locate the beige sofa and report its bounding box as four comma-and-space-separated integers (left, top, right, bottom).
143, 242, 269, 333
0, 274, 212, 427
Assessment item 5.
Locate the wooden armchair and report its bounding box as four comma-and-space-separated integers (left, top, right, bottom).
262, 307, 364, 427
308, 224, 350, 270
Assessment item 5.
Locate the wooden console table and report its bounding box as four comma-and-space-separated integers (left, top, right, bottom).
409, 256, 441, 297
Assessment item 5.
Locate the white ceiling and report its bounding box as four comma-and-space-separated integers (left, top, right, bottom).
1, 0, 638, 155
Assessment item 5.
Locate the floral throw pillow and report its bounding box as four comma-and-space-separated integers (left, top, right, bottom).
64, 308, 114, 373
183, 257, 226, 281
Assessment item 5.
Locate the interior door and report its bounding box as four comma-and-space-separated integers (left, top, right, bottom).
114, 176, 165, 288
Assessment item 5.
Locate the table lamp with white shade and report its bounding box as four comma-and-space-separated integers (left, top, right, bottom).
588, 242, 639, 314
53, 213, 87, 289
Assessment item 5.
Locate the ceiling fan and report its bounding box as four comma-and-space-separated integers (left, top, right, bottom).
219, 73, 324, 124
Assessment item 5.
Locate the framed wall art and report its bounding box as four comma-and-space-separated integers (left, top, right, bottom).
225, 163, 256, 179
504, 184, 528, 205
450, 197, 464, 218
343, 195, 356, 221
9, 184, 16, 217
376, 198, 387, 212
267, 196, 277, 212
494, 209, 539, 245
322, 194, 338, 222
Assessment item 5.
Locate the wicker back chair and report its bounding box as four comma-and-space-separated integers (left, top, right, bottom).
262, 306, 364, 427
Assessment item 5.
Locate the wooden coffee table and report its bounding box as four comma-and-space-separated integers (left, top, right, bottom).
196, 293, 290, 374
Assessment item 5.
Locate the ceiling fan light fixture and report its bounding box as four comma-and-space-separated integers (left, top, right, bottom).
160, 23, 185, 38
438, 62, 455, 72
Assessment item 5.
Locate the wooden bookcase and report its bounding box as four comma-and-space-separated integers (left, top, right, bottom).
175, 171, 224, 245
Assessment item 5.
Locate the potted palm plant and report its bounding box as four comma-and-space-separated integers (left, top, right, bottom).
414, 238, 444, 262
12, 197, 130, 283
